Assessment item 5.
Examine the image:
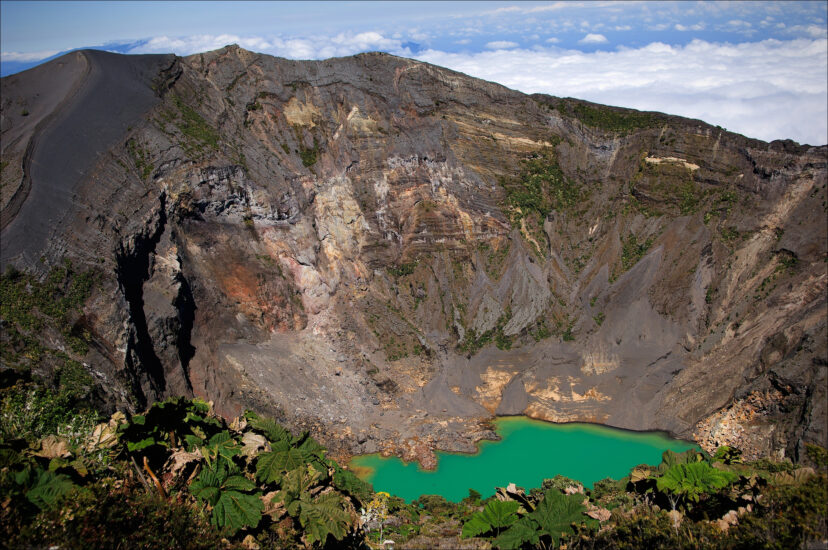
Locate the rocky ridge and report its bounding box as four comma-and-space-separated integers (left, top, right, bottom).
1, 46, 826, 467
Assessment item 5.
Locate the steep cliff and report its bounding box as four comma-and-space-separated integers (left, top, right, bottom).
1, 46, 826, 466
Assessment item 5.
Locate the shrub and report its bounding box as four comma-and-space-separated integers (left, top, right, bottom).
6, 479, 225, 549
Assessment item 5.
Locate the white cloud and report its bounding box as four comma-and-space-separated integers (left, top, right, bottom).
786, 24, 827, 38
127, 32, 408, 60
579, 33, 608, 44
415, 38, 828, 145
485, 40, 519, 49
615, 25, 632, 31
1, 50, 60, 62
486, 2, 571, 15
455, 39, 471, 45
546, 37, 561, 43
675, 22, 705, 32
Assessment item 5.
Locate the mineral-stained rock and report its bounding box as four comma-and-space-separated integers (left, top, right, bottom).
1, 45, 826, 465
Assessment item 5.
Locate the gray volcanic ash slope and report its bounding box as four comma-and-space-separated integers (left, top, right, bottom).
1, 46, 825, 466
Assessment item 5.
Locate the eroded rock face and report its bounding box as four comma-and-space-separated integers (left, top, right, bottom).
1, 46, 826, 464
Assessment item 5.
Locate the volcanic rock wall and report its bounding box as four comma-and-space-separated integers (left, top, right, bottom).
1, 46, 825, 465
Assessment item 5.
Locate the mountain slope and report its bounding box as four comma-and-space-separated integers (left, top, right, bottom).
1, 45, 825, 465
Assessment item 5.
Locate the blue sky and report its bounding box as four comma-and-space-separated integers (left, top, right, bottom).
2, 1, 826, 144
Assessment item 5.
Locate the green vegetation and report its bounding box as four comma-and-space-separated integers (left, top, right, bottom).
299, 137, 319, 167
492, 489, 597, 549
718, 189, 739, 214
777, 250, 798, 273
1, 261, 97, 365
387, 260, 418, 277
719, 225, 742, 243
442, 444, 828, 549
678, 180, 700, 214
126, 138, 154, 181
478, 240, 510, 280
620, 233, 654, 273
461, 499, 519, 538
160, 95, 220, 155
2, 377, 825, 548
459, 307, 514, 354
1, 394, 371, 547
499, 150, 581, 257
593, 312, 605, 326
571, 102, 659, 135
562, 322, 575, 342
657, 461, 738, 509
529, 318, 552, 342
501, 151, 580, 220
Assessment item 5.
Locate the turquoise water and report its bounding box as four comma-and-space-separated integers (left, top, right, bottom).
349, 416, 696, 502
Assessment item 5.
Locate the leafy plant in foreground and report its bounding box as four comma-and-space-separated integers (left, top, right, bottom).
461, 499, 519, 538
189, 462, 263, 535
493, 489, 597, 549
272, 464, 353, 546
656, 461, 738, 510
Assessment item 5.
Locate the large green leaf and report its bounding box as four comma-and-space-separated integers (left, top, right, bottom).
657, 462, 738, 503
200, 431, 241, 468
299, 491, 352, 546
461, 500, 519, 538
224, 474, 255, 492
281, 465, 322, 497
25, 469, 75, 510
295, 433, 327, 459
657, 449, 704, 473
332, 466, 373, 504
190, 466, 226, 506
126, 436, 158, 452
247, 414, 292, 446
256, 448, 309, 483
530, 490, 592, 546
190, 463, 262, 534
184, 433, 205, 450
212, 490, 263, 534
191, 484, 221, 506
493, 516, 541, 550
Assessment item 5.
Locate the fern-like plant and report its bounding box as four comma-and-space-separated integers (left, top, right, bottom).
23, 468, 76, 510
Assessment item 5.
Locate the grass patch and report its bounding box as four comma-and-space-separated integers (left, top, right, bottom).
499, 150, 581, 258
500, 150, 580, 220
678, 180, 701, 214
459, 307, 513, 354
387, 261, 418, 278
169, 95, 219, 153
478, 241, 510, 280
621, 233, 654, 272
1, 261, 98, 368
126, 139, 153, 181
571, 102, 660, 135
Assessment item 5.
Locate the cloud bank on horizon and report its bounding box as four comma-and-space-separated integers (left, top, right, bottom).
1, 1, 826, 145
